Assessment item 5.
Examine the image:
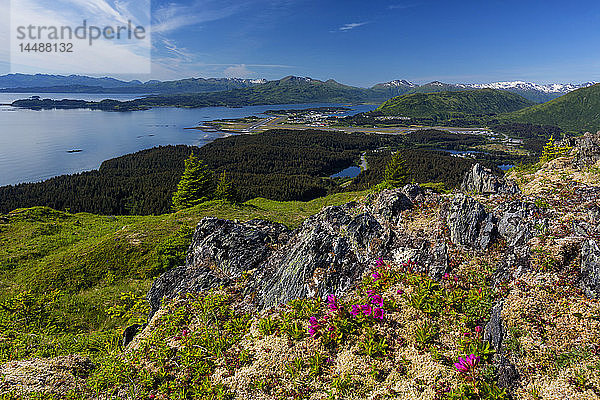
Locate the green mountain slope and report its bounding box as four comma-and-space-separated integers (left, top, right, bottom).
503, 83, 600, 132
377, 89, 534, 119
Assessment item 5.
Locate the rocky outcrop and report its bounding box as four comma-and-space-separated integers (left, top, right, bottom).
254, 204, 384, 308
367, 188, 413, 223
147, 186, 453, 315
571, 131, 600, 169
446, 194, 496, 249
148, 218, 290, 317
461, 163, 520, 195
581, 239, 600, 298
495, 201, 541, 248
484, 302, 520, 390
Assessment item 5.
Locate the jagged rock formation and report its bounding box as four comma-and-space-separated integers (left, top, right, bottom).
148, 218, 291, 317
484, 302, 520, 389
446, 194, 496, 249
571, 131, 600, 168
148, 185, 451, 317
461, 163, 520, 195
581, 239, 600, 298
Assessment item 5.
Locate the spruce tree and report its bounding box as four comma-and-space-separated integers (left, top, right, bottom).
215, 170, 236, 202
383, 152, 409, 188
172, 153, 214, 211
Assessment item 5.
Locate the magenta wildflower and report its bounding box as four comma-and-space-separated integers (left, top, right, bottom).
350, 305, 361, 316
373, 307, 385, 320
328, 326, 335, 332
375, 257, 384, 268
309, 316, 318, 325
370, 294, 383, 307
397, 288, 404, 295
454, 354, 480, 375
308, 316, 320, 337
372, 271, 381, 282
362, 304, 372, 316
308, 326, 317, 336
475, 326, 482, 334
478, 288, 482, 294
443, 273, 450, 280
327, 294, 338, 311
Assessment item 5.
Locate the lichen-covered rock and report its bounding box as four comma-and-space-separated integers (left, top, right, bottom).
484, 301, 520, 390
148, 218, 290, 318
581, 239, 600, 298
461, 163, 520, 195
254, 204, 384, 308
572, 131, 600, 169
495, 201, 541, 248
446, 194, 496, 249
368, 188, 413, 223
0, 354, 94, 396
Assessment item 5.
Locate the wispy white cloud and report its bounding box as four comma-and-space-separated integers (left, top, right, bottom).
223, 64, 253, 78
388, 2, 420, 10
338, 22, 368, 32
152, 1, 244, 34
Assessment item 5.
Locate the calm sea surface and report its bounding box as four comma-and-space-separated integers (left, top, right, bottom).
0, 95, 375, 186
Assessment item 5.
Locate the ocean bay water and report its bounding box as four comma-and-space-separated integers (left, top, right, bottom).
0, 98, 375, 187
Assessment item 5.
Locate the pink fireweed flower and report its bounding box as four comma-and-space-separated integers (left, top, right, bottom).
443, 273, 450, 280
397, 288, 404, 295
454, 354, 480, 375
328, 326, 335, 332
327, 294, 338, 311
308, 326, 317, 336
350, 305, 361, 316
373, 307, 385, 320
376, 257, 384, 268
309, 316, 318, 325
478, 288, 482, 294
362, 304, 372, 316
475, 326, 483, 334
370, 294, 383, 307
372, 271, 381, 282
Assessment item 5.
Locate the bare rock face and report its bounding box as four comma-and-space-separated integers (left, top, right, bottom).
484, 301, 520, 390
254, 204, 384, 309
581, 239, 600, 298
147, 218, 290, 318
446, 194, 497, 249
495, 201, 541, 248
461, 163, 520, 195
0, 354, 94, 396
572, 131, 600, 169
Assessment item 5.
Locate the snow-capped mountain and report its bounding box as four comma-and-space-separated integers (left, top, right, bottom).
465, 81, 596, 94
377, 79, 418, 88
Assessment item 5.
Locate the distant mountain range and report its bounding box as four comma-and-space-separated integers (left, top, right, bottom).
0, 73, 594, 103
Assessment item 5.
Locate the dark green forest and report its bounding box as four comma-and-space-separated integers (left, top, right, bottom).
0, 129, 515, 215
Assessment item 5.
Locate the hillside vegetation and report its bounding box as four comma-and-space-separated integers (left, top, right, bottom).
0, 129, 513, 215
504, 83, 600, 132
377, 89, 534, 119
0, 192, 366, 364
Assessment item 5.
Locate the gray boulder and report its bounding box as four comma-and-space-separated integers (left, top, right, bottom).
496, 201, 541, 248
461, 163, 520, 195
484, 301, 520, 390
368, 188, 413, 223
147, 218, 290, 318
446, 195, 497, 249
572, 131, 600, 169
254, 204, 384, 308
581, 239, 600, 298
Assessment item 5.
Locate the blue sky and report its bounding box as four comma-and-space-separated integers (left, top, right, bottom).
3, 0, 600, 86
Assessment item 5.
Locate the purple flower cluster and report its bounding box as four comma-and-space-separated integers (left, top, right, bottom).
454, 354, 480, 380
